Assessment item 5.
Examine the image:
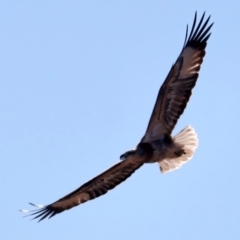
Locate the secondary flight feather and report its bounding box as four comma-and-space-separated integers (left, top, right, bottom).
21, 12, 213, 222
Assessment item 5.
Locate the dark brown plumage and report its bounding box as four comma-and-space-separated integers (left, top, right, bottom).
28, 160, 144, 221
21, 12, 213, 222
142, 12, 213, 142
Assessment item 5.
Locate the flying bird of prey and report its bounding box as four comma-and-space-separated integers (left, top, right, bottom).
21, 12, 213, 222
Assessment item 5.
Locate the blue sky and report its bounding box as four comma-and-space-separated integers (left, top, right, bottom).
1, 1, 240, 239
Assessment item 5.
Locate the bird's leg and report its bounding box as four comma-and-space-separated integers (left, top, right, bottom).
174, 149, 186, 157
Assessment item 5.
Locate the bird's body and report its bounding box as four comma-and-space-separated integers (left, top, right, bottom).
148, 136, 174, 163
21, 12, 213, 222
125, 134, 177, 164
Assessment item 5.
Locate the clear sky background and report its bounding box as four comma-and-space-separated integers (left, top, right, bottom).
1, 1, 240, 240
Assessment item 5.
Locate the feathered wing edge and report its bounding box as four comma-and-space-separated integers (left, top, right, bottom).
20, 159, 143, 222
142, 12, 213, 142
183, 12, 213, 48
20, 203, 60, 222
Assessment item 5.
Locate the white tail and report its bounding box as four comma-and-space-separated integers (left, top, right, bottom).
159, 125, 198, 174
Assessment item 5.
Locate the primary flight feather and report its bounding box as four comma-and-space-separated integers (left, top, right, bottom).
21, 12, 213, 222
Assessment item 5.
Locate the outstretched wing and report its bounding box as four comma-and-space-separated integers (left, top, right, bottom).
22, 158, 143, 222
142, 12, 213, 142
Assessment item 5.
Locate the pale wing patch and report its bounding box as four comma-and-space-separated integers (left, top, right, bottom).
180, 47, 204, 77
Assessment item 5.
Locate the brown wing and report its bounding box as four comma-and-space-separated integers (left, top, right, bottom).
142, 12, 213, 142
25, 158, 143, 222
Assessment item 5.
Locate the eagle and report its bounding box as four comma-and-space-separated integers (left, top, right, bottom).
21, 12, 213, 222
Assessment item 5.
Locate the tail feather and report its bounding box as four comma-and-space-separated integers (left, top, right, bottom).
159, 125, 198, 173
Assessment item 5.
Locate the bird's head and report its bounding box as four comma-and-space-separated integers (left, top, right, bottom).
120, 142, 153, 160
120, 150, 135, 160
